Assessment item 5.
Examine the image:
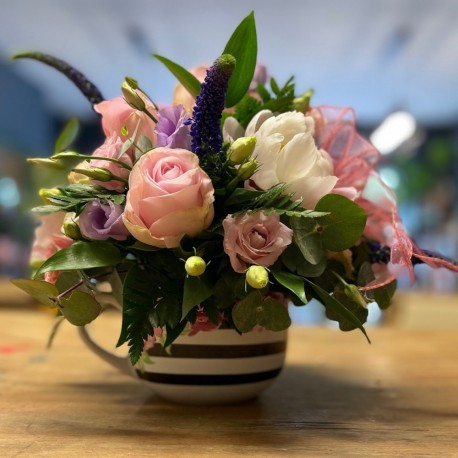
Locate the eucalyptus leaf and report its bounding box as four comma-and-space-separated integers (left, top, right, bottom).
223, 11, 257, 107
60, 291, 102, 326
54, 117, 80, 153
325, 284, 369, 331
34, 242, 123, 278
304, 278, 371, 343
271, 270, 307, 304
154, 54, 201, 98
11, 279, 58, 307
231, 290, 261, 332
315, 194, 367, 252
281, 243, 326, 278
182, 275, 213, 320
373, 280, 397, 310
256, 298, 291, 331
290, 217, 324, 265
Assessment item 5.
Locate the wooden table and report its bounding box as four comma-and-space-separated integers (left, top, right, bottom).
1, 307, 457, 457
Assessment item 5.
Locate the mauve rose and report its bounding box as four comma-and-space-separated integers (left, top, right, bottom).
223, 211, 293, 273
155, 105, 191, 150
79, 200, 129, 241
89, 133, 134, 192
94, 96, 157, 143
123, 147, 215, 248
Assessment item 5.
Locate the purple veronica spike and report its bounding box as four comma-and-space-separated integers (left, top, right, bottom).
13, 52, 103, 105
190, 54, 236, 156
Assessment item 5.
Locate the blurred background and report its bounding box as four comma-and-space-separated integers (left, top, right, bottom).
0, 0, 457, 310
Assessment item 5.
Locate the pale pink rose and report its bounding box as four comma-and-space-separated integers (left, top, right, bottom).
30, 212, 73, 264
89, 133, 133, 191
223, 212, 293, 273
123, 148, 215, 248
94, 96, 157, 143
172, 66, 208, 112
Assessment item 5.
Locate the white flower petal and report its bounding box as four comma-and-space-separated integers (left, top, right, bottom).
245, 110, 273, 136
288, 175, 339, 209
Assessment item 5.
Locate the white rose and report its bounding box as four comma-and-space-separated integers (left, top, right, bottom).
244, 110, 338, 209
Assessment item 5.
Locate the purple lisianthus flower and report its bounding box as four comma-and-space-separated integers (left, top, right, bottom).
79, 200, 129, 241
155, 105, 192, 150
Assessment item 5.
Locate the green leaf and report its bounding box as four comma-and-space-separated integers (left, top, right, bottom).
34, 242, 123, 278
223, 11, 257, 107
281, 243, 326, 278
182, 275, 213, 320
290, 217, 324, 265
271, 270, 307, 304
315, 194, 367, 252
54, 117, 80, 153
11, 279, 58, 307
373, 280, 398, 310
256, 298, 291, 332
154, 54, 201, 98
325, 282, 369, 331
304, 279, 371, 343
232, 290, 261, 332
232, 291, 291, 333
59, 291, 102, 326
117, 265, 157, 364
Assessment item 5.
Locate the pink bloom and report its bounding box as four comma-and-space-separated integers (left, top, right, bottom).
30, 212, 73, 264
123, 148, 215, 248
89, 133, 133, 192
94, 96, 157, 143
143, 327, 164, 351
173, 66, 208, 112
188, 307, 225, 336
30, 212, 73, 285
223, 212, 293, 273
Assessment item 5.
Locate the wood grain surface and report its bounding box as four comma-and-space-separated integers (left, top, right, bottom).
1, 305, 457, 457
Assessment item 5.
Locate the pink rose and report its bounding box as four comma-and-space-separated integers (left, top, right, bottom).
30, 212, 73, 264
94, 96, 157, 143
89, 133, 133, 191
173, 66, 208, 112
223, 212, 293, 273
123, 147, 215, 248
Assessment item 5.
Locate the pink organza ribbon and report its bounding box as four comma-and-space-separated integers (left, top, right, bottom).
312, 105, 458, 288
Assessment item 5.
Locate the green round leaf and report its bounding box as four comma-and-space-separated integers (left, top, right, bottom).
315, 194, 367, 251
60, 291, 102, 326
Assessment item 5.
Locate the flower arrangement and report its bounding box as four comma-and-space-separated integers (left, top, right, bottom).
12, 13, 457, 365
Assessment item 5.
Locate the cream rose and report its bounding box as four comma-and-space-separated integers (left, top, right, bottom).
123, 148, 214, 248
225, 110, 338, 209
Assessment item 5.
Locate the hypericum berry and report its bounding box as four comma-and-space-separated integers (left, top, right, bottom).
246, 265, 269, 289
185, 256, 207, 277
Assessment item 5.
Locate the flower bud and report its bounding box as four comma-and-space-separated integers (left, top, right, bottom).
227, 136, 256, 164
62, 219, 82, 240
72, 167, 113, 182
292, 89, 314, 113
121, 81, 146, 111
246, 265, 269, 289
185, 256, 207, 276
237, 160, 259, 180
27, 158, 65, 170
125, 76, 138, 90
38, 187, 62, 204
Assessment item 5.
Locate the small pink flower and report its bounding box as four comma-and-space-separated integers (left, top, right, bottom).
143, 327, 164, 351
89, 133, 133, 191
188, 307, 225, 336
122, 147, 215, 248
223, 212, 293, 273
94, 96, 157, 143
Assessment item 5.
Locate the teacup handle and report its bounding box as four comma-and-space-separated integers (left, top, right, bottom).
77, 326, 135, 377
77, 290, 136, 377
